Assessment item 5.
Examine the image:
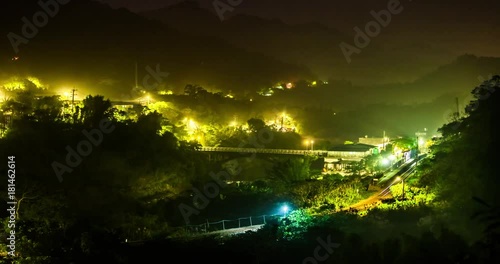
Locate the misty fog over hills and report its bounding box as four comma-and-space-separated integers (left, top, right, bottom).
0, 0, 499, 140
2, 1, 500, 263
142, 0, 500, 85
0, 0, 313, 99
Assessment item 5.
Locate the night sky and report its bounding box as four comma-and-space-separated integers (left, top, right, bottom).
99, 0, 500, 58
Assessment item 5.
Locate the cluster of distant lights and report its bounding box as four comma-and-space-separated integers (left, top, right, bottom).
3, 82, 313, 142
38, 80, 327, 101
4, 77, 327, 103
260, 80, 327, 97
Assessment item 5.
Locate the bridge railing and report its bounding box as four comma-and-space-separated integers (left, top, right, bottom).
199, 147, 328, 156
198, 147, 379, 162
184, 214, 283, 234
123, 214, 284, 244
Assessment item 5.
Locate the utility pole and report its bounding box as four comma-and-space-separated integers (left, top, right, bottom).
416, 134, 419, 169
415, 130, 426, 170
402, 178, 405, 200
455, 97, 460, 119
383, 130, 386, 151
135, 62, 138, 89
71, 88, 77, 112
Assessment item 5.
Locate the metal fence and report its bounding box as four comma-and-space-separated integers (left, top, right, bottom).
184, 214, 283, 234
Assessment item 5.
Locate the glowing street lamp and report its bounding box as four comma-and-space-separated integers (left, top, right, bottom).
388, 155, 396, 166
58, 90, 71, 101
304, 140, 314, 151
188, 119, 198, 130
144, 94, 153, 105
281, 205, 289, 216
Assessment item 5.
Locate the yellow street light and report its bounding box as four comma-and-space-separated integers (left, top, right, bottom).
304, 139, 314, 150
188, 119, 198, 130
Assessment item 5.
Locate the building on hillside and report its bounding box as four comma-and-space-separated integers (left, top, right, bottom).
358, 137, 390, 151
324, 143, 378, 173
111, 101, 141, 110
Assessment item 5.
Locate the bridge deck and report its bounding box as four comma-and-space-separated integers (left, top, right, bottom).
199, 146, 326, 155
199, 147, 366, 161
